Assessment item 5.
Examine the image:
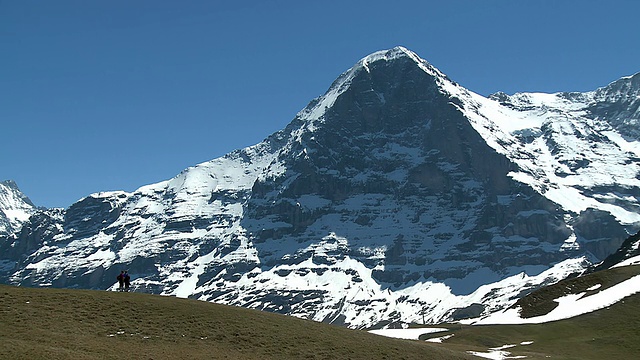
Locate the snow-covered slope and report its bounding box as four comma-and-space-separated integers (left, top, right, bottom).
590, 230, 640, 270
464, 258, 640, 326
0, 180, 36, 236
2, 47, 640, 329
472, 272, 640, 325
462, 83, 640, 228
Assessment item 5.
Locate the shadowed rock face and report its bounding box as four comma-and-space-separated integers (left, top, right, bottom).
590, 73, 640, 139
1, 48, 639, 328
243, 52, 580, 292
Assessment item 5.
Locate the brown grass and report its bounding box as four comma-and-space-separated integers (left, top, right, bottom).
435, 293, 640, 360
0, 284, 472, 360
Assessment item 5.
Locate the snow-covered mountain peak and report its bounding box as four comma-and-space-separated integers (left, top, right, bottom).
296, 47, 459, 127
3, 48, 640, 330
595, 71, 640, 102
358, 46, 425, 70
488, 72, 640, 116
0, 180, 36, 236
451, 77, 640, 227
294, 46, 468, 137
585, 72, 640, 141
357, 46, 456, 89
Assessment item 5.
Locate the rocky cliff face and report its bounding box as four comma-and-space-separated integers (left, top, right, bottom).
2, 47, 639, 328
591, 72, 640, 138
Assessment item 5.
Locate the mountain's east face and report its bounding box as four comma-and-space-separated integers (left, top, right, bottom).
2, 47, 640, 328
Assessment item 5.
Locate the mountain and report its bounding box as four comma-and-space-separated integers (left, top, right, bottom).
0, 180, 36, 236
589, 231, 640, 271
2, 47, 640, 329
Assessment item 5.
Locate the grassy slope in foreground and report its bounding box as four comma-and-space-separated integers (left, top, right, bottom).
0, 284, 472, 360
436, 265, 640, 359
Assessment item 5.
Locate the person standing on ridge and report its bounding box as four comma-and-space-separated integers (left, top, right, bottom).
124, 271, 131, 292
117, 271, 125, 291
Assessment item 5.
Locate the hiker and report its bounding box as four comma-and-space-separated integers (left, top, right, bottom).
124, 271, 131, 292
117, 271, 125, 291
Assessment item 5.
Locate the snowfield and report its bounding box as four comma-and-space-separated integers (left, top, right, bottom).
468, 272, 640, 325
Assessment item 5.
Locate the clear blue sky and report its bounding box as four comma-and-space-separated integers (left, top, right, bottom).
2, 0, 639, 208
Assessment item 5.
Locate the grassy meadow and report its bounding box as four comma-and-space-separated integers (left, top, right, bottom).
0, 284, 472, 360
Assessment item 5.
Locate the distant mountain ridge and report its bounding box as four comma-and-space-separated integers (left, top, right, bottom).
2, 47, 640, 328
